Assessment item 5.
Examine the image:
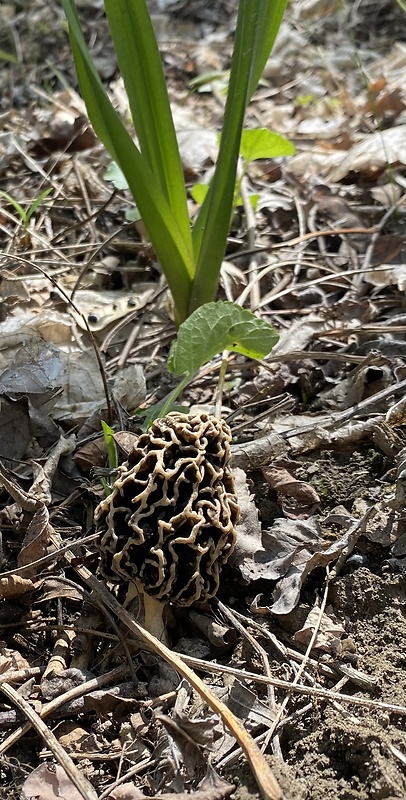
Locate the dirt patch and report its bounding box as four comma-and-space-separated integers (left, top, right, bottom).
227, 445, 406, 800
229, 564, 406, 800
284, 570, 406, 799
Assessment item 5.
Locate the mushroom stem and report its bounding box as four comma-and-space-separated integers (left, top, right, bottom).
142, 593, 169, 646
124, 583, 169, 647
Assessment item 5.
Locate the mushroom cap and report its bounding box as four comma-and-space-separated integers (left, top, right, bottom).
95, 412, 239, 606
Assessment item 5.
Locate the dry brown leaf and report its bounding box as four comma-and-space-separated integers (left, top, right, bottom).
365, 87, 405, 124
73, 437, 107, 472
261, 461, 320, 517
189, 611, 236, 648
110, 766, 235, 800
157, 711, 221, 777
232, 513, 322, 586
107, 785, 145, 800
0, 646, 31, 674
29, 115, 97, 157
17, 505, 49, 575
236, 512, 372, 616
311, 186, 369, 253
113, 430, 139, 457
70, 288, 155, 333
113, 365, 146, 411
0, 574, 37, 599
292, 606, 346, 652
228, 680, 277, 727
56, 721, 107, 755
230, 467, 263, 576
39, 579, 83, 604
40, 668, 95, 702
21, 763, 87, 800
0, 395, 32, 464
329, 124, 406, 181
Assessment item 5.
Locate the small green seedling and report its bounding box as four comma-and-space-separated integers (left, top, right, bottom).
103, 162, 141, 222
100, 419, 118, 495
141, 301, 279, 423
0, 49, 18, 63
0, 188, 53, 230
191, 127, 295, 210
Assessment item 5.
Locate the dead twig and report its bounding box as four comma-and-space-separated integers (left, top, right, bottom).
179, 655, 406, 716
0, 682, 98, 800
0, 664, 131, 757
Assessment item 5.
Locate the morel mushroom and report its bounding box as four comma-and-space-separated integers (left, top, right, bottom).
94, 412, 239, 644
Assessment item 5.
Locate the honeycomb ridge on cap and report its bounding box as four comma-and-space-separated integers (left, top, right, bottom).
95, 412, 239, 605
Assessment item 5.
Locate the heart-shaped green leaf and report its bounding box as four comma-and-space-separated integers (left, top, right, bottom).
168, 301, 279, 377
240, 128, 295, 165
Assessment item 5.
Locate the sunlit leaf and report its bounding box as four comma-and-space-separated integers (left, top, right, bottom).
190, 184, 209, 204
240, 128, 295, 164
101, 420, 118, 470
168, 301, 279, 377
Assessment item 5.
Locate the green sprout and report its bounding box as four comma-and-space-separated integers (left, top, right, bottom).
0, 188, 53, 230
61, 0, 289, 325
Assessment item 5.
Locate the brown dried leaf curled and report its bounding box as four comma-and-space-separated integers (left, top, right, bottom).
95, 413, 239, 605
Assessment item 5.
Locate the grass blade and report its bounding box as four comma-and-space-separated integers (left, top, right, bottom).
190, 0, 287, 314
246, 0, 288, 101
104, 0, 192, 246
62, 0, 194, 322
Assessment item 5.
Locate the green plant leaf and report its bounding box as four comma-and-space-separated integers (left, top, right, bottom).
101, 420, 118, 471
188, 70, 229, 90
246, 0, 288, 102
235, 193, 259, 210
190, 184, 209, 205
63, 0, 288, 325
25, 188, 53, 224
103, 0, 191, 242
62, 0, 194, 324
103, 163, 140, 219
125, 206, 141, 222
0, 49, 18, 63
168, 301, 279, 377
190, 0, 288, 314
104, 161, 129, 190
240, 128, 295, 164
0, 191, 27, 223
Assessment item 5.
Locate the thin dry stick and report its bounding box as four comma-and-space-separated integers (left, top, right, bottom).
0, 682, 98, 800
49, 574, 138, 686
217, 601, 283, 760
231, 378, 406, 470
0, 533, 98, 579
262, 572, 331, 749
270, 224, 378, 249
99, 757, 157, 800
179, 655, 406, 716
0, 665, 131, 756
0, 668, 43, 685
42, 617, 74, 680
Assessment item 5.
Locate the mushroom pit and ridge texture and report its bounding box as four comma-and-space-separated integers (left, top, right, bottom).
95, 413, 239, 606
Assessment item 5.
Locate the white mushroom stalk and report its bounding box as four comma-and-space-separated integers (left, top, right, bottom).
95, 413, 239, 644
